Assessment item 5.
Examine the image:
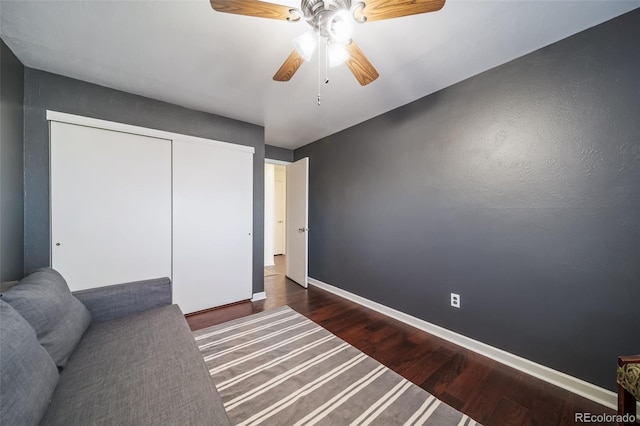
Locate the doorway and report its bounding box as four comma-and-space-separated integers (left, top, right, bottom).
264, 162, 287, 269
264, 158, 309, 288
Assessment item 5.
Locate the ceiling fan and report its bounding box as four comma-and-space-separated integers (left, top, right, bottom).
209, 0, 446, 86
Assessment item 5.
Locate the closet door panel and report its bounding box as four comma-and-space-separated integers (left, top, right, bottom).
172, 139, 253, 313
50, 122, 172, 291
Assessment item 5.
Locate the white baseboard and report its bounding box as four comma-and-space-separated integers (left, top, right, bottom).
308, 277, 621, 411
251, 291, 267, 302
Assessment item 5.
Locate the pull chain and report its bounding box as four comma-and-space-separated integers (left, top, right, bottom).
317, 34, 322, 106
325, 38, 329, 84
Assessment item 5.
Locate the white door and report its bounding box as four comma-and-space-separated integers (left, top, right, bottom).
50, 122, 172, 291
274, 165, 286, 255
285, 158, 309, 288
172, 138, 253, 313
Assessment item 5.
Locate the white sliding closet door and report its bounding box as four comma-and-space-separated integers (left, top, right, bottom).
172, 139, 253, 314
50, 122, 172, 291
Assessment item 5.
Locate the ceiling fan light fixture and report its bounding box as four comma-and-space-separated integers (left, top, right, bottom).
328, 43, 349, 67
211, 0, 447, 87
328, 9, 354, 44
293, 30, 318, 61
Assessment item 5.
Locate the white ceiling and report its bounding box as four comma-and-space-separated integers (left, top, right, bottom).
1, 0, 638, 149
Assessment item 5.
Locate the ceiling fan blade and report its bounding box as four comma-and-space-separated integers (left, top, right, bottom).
273, 50, 305, 82
210, 0, 293, 20
355, 0, 445, 22
345, 41, 379, 86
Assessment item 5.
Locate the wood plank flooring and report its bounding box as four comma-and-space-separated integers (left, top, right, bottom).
187, 256, 618, 426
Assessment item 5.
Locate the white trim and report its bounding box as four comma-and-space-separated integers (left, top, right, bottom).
265, 159, 292, 166
46, 110, 255, 154
308, 277, 621, 411
251, 292, 267, 302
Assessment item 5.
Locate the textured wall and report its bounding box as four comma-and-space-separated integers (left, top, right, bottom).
23, 69, 265, 293
0, 39, 24, 281
295, 10, 640, 391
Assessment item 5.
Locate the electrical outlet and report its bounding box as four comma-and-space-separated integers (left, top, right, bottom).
451, 293, 461, 308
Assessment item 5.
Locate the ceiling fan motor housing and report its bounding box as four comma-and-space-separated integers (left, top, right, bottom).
301, 0, 353, 42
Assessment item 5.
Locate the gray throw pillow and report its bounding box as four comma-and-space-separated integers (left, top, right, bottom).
0, 268, 92, 368
0, 299, 59, 425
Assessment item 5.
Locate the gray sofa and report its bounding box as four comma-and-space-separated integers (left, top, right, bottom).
0, 268, 232, 425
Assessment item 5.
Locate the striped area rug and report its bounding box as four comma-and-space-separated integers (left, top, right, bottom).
194, 306, 480, 426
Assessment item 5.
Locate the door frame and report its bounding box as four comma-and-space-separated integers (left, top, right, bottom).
265, 157, 310, 288
265, 159, 291, 268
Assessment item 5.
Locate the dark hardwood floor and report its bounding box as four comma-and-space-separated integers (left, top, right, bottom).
187, 256, 618, 426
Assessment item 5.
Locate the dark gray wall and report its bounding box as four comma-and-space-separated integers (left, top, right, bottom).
0, 39, 24, 282
295, 9, 640, 391
265, 144, 294, 163
23, 69, 265, 294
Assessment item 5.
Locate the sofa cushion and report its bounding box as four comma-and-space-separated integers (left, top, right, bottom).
40, 304, 232, 426
0, 299, 59, 426
0, 268, 91, 368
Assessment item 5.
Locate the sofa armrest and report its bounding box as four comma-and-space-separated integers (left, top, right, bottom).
72, 277, 172, 322
617, 354, 640, 425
